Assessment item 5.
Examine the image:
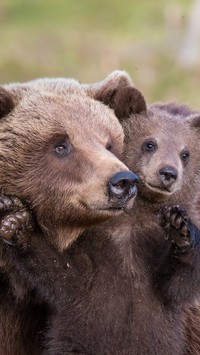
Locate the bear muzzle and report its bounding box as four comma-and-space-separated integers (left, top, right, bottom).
108, 171, 139, 209
159, 165, 178, 189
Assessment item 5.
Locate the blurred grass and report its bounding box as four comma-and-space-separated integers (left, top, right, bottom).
0, 0, 200, 108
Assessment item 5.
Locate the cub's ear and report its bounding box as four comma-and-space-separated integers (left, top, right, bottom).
186, 114, 200, 132
85, 70, 147, 121
0, 87, 15, 119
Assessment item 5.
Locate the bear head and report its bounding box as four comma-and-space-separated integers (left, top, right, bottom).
0, 76, 139, 250
121, 98, 200, 205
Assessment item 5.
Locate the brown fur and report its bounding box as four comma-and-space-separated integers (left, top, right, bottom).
0, 72, 139, 355
183, 300, 200, 355
1, 76, 200, 354
0, 87, 15, 118
149, 101, 200, 355
149, 101, 199, 117
0, 82, 132, 250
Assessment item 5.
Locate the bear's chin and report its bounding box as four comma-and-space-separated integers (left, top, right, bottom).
82, 205, 131, 223
82, 194, 137, 217
139, 183, 174, 203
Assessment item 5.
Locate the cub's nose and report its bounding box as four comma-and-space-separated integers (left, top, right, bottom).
159, 166, 178, 187
108, 171, 139, 200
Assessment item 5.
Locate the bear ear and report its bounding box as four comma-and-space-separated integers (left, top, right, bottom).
86, 70, 133, 98
0, 87, 15, 119
85, 70, 147, 121
186, 114, 200, 132
103, 86, 147, 121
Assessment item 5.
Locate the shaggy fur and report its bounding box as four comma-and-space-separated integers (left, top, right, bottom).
1, 76, 200, 354
0, 72, 138, 355
149, 101, 199, 117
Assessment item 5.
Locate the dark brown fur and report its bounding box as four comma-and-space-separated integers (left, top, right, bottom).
0, 87, 15, 118
1, 76, 200, 354
0, 73, 138, 355
183, 300, 200, 355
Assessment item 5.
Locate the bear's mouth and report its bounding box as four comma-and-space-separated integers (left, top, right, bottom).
109, 198, 136, 213
94, 200, 136, 214
80, 193, 136, 215
144, 182, 172, 195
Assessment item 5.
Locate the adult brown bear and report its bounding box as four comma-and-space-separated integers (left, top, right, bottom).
0, 73, 138, 355
1, 74, 200, 354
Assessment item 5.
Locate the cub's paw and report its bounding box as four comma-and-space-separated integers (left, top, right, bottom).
162, 205, 193, 254
0, 195, 34, 246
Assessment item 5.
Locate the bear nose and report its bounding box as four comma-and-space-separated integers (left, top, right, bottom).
159, 166, 178, 187
108, 171, 139, 200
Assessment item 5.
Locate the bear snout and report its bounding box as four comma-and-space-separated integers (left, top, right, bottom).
159, 165, 178, 188
108, 171, 139, 206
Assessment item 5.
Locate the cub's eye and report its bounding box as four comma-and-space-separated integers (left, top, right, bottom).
180, 150, 190, 164
106, 143, 112, 151
54, 141, 73, 157
142, 140, 157, 152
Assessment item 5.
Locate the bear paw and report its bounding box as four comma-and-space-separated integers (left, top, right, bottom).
162, 205, 193, 254
0, 195, 23, 214
0, 195, 34, 246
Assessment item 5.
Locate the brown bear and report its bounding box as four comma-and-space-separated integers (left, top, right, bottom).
146, 101, 200, 355
1, 75, 200, 355
0, 73, 139, 355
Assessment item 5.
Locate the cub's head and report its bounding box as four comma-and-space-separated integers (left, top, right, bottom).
121, 97, 200, 204
0, 80, 139, 250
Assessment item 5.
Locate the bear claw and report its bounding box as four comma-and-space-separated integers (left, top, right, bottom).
0, 195, 34, 246
162, 205, 193, 254
0, 195, 23, 214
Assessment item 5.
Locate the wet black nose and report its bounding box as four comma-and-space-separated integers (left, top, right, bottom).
159, 166, 178, 186
108, 171, 139, 200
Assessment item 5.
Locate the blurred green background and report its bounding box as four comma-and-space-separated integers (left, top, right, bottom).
1, 0, 200, 108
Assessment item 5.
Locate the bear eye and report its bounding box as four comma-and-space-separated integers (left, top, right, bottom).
106, 143, 112, 151
54, 140, 73, 157
142, 140, 157, 153
180, 150, 190, 164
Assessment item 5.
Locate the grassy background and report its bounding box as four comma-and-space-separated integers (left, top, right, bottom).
1, 0, 200, 108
